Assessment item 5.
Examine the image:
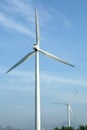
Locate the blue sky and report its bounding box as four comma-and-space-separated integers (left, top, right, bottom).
0, 0, 87, 129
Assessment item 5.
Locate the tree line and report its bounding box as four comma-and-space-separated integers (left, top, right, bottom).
0, 125, 21, 130
0, 124, 87, 130
54, 125, 87, 130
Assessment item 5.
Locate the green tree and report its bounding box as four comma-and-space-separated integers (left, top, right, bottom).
60, 126, 74, 130
77, 125, 86, 130
53, 127, 59, 130
85, 125, 87, 130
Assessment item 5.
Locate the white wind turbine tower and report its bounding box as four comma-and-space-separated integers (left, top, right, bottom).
53, 91, 78, 128
6, 9, 75, 130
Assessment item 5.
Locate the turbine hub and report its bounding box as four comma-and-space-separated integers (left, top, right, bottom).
33, 44, 39, 51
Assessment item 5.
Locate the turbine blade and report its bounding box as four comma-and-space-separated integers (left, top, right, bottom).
53, 102, 67, 105
68, 90, 78, 104
35, 9, 40, 46
6, 51, 35, 73
39, 49, 75, 67
69, 105, 72, 112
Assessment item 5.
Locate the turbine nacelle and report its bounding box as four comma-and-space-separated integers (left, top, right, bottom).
33, 44, 39, 51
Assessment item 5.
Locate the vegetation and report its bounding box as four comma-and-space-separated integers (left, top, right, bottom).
0, 125, 20, 130
54, 125, 87, 130
1, 124, 87, 130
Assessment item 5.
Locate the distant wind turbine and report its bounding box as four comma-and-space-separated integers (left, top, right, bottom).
6, 9, 75, 130
53, 91, 78, 128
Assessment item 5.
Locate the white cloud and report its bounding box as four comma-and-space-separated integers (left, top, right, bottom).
6, 0, 34, 22
0, 0, 35, 36
3, 69, 87, 89
54, 10, 73, 29
0, 0, 73, 37
63, 15, 73, 29
0, 12, 34, 37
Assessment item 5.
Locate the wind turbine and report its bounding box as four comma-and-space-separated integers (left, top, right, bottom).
53, 91, 78, 128
6, 9, 75, 130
